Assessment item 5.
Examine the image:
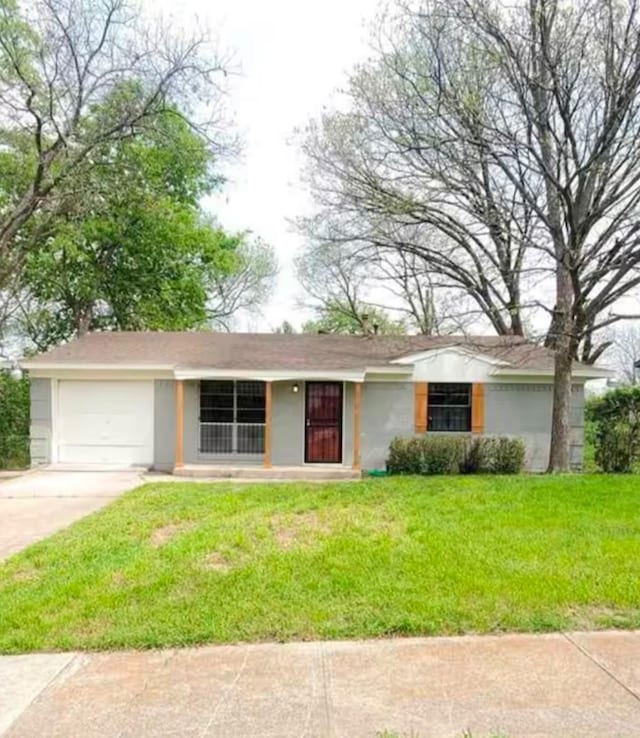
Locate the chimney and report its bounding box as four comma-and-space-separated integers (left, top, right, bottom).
361, 313, 370, 335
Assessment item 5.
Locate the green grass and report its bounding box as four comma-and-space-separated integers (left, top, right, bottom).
2, 475, 640, 653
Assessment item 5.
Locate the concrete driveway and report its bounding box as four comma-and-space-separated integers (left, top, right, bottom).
0, 470, 143, 560
2, 631, 640, 737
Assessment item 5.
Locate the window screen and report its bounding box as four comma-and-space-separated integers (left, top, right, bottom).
200, 381, 234, 423
199, 380, 266, 453
428, 383, 472, 432
236, 381, 266, 424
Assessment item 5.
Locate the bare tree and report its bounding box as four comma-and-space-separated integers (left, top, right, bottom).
207, 236, 278, 330
299, 0, 640, 471
298, 17, 543, 339
367, 245, 481, 334
605, 323, 640, 385
295, 238, 475, 334
296, 241, 371, 332
0, 0, 231, 283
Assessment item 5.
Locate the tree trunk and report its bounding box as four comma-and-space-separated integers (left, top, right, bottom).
547, 262, 575, 472
75, 305, 94, 337
548, 345, 573, 472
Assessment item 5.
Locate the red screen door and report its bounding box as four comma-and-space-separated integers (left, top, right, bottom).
305, 382, 343, 463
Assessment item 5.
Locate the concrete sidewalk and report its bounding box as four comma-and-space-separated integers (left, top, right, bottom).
2, 631, 640, 737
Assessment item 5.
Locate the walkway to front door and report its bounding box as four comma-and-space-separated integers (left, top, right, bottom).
304, 381, 343, 463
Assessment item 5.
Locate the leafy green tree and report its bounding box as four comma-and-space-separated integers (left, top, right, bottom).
589, 387, 640, 473
302, 301, 405, 335
0, 371, 29, 468
0, 0, 229, 275
13, 114, 253, 349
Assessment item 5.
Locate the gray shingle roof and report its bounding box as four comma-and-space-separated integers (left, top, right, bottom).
24, 331, 577, 373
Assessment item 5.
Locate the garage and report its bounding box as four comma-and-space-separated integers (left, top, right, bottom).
56, 380, 154, 466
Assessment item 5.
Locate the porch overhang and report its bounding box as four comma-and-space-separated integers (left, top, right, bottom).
172, 372, 368, 473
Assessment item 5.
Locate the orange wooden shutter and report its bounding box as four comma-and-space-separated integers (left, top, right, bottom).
414, 382, 428, 433
471, 383, 485, 433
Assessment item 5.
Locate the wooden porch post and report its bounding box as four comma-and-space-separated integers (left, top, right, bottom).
175, 379, 184, 469
264, 381, 273, 468
353, 381, 362, 470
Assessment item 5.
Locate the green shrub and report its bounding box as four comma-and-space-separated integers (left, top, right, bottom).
387, 437, 421, 474
594, 423, 635, 473
0, 372, 30, 469
417, 436, 467, 474
387, 436, 467, 474
387, 434, 526, 475
589, 386, 640, 473
491, 436, 526, 474
461, 436, 492, 473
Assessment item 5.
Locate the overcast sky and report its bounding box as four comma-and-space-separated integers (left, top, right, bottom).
152, 0, 379, 330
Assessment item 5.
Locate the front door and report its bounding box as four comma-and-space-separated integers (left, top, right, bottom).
305, 382, 343, 463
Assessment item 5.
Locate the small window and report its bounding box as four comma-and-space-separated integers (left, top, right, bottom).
428, 383, 471, 432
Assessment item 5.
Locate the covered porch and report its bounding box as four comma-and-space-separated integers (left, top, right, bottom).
171, 373, 364, 477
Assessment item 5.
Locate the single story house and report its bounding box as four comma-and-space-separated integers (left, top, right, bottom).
22, 331, 609, 474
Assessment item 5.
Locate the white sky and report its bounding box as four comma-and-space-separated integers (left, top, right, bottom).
153, 0, 379, 330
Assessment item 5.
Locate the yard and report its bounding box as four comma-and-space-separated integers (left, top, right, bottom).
1, 475, 640, 653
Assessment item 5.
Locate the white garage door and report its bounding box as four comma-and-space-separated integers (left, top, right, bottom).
57, 381, 154, 466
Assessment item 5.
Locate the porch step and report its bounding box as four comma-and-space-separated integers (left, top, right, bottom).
173, 465, 361, 481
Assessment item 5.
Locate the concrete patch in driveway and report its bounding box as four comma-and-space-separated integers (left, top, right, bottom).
0, 497, 113, 560
0, 471, 143, 560
0, 470, 143, 499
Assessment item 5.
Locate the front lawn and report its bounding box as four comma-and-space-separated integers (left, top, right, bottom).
2, 475, 640, 653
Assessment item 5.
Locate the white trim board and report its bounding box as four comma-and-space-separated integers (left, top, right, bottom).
493, 367, 613, 380
174, 368, 366, 382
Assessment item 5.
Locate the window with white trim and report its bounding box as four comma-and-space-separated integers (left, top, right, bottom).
199, 381, 265, 454
428, 383, 472, 432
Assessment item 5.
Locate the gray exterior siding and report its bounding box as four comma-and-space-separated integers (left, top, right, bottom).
184, 380, 199, 463
271, 382, 353, 466
122, 378, 586, 472
359, 380, 585, 472
152, 379, 356, 469
265, 380, 354, 466
153, 380, 176, 471
570, 384, 585, 469
30, 377, 52, 466
272, 381, 304, 465
485, 383, 584, 471
360, 382, 414, 471
153, 380, 214, 468
343, 383, 354, 466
